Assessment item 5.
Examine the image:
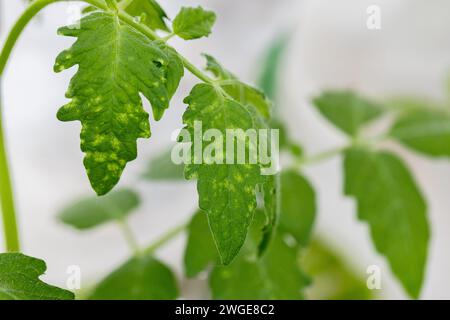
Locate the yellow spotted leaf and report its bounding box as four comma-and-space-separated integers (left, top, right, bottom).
55, 12, 183, 195
181, 83, 268, 264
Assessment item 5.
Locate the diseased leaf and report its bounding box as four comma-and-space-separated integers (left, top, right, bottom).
343, 148, 429, 298
181, 83, 266, 264
313, 90, 383, 136
390, 108, 450, 157
259, 34, 289, 101
204, 54, 272, 120
89, 255, 178, 300
209, 213, 310, 300
58, 188, 140, 230
184, 199, 313, 299
279, 170, 316, 246
0, 253, 74, 300
55, 12, 183, 195
184, 211, 219, 278
173, 6, 216, 40
142, 148, 185, 181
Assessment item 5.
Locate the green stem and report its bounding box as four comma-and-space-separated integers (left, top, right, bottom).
295, 134, 389, 168
0, 86, 19, 252
117, 219, 140, 255
144, 222, 187, 255
300, 145, 349, 166
180, 55, 216, 84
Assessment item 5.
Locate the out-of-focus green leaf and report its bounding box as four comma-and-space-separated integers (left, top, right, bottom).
343, 148, 429, 299
58, 189, 140, 230
257, 34, 303, 152
313, 90, 383, 136
142, 148, 185, 181
121, 0, 169, 31
279, 170, 316, 246
390, 108, 450, 157
0, 253, 74, 300
89, 255, 178, 300
173, 7, 216, 40
184, 211, 219, 278
302, 240, 373, 300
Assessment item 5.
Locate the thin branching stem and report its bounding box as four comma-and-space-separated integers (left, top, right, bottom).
144, 222, 188, 255
117, 219, 141, 255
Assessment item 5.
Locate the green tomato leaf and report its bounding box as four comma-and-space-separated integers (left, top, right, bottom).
279, 170, 316, 246
181, 83, 267, 265
313, 90, 383, 136
343, 148, 429, 298
390, 108, 450, 157
58, 188, 140, 230
218, 170, 316, 298
89, 255, 178, 300
210, 213, 310, 300
184, 211, 219, 278
55, 12, 183, 195
142, 148, 185, 181
204, 54, 235, 80
222, 82, 272, 120
120, 0, 168, 31
203, 54, 272, 120
0, 253, 74, 300
259, 34, 289, 101
84, 0, 168, 31
173, 6, 216, 40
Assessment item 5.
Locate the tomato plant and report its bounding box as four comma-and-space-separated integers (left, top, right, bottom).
0, 0, 445, 300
